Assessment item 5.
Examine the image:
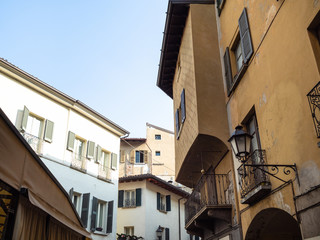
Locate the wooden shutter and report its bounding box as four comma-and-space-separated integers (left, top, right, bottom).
166, 195, 171, 211
239, 8, 253, 64
144, 151, 148, 164
136, 188, 141, 207
106, 201, 114, 233
86, 141, 95, 159
111, 153, 118, 170
120, 150, 125, 163
223, 47, 233, 93
81, 193, 90, 228
21, 106, 29, 131
118, 190, 124, 208
181, 89, 186, 123
44, 119, 54, 142
90, 196, 98, 231
67, 131, 75, 151
175, 109, 180, 135
165, 228, 170, 240
69, 187, 74, 198
157, 192, 160, 210
96, 145, 102, 163
130, 150, 135, 164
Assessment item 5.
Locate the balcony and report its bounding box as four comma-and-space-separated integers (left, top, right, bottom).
124, 199, 136, 208
98, 164, 112, 181
238, 149, 271, 204
185, 174, 232, 237
70, 154, 88, 173
21, 132, 43, 155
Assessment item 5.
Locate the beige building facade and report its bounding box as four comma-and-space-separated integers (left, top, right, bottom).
119, 123, 175, 182
157, 0, 320, 239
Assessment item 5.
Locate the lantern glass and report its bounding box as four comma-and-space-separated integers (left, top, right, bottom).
228, 125, 252, 162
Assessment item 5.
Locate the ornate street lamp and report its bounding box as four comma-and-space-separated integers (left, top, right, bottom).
156, 225, 163, 240
228, 125, 252, 163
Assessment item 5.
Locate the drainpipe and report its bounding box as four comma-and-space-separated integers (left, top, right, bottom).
178, 197, 185, 240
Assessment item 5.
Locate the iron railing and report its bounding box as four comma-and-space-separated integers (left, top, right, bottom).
98, 164, 112, 181
237, 149, 270, 198
185, 174, 231, 225
21, 132, 43, 155
70, 154, 88, 172
124, 199, 136, 208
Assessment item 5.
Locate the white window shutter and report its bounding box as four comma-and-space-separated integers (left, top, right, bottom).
21, 106, 29, 131
44, 119, 54, 143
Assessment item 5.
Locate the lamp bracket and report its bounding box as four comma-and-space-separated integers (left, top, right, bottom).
242, 163, 299, 185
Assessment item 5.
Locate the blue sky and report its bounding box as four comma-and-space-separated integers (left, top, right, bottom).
0, 1, 173, 137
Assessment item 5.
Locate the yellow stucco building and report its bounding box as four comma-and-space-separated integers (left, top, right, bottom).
157, 0, 320, 239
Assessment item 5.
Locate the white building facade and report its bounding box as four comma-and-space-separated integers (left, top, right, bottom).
0, 58, 129, 240
117, 174, 190, 240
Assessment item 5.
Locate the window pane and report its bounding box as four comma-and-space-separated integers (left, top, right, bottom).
235, 41, 243, 71
155, 134, 161, 140
26, 115, 41, 137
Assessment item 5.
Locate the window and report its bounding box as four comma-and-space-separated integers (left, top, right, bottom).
216, 0, 226, 16
165, 228, 170, 240
245, 114, 261, 154
124, 226, 134, 236
135, 151, 145, 164
175, 89, 186, 139
155, 134, 161, 140
118, 189, 141, 208
101, 150, 111, 169
155, 151, 161, 156
224, 8, 253, 96
19, 106, 54, 153
91, 197, 113, 234
96, 146, 118, 170
72, 192, 82, 214
74, 138, 85, 157
157, 193, 171, 212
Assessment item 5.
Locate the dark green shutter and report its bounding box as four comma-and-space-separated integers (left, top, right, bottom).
87, 141, 95, 159
118, 190, 124, 208
239, 8, 253, 64
69, 187, 74, 198
175, 110, 180, 135
96, 145, 102, 163
67, 131, 75, 151
157, 192, 160, 210
181, 89, 186, 123
81, 193, 90, 228
111, 153, 118, 170
223, 47, 233, 94
106, 201, 113, 233
136, 188, 141, 207
165, 228, 170, 240
44, 119, 54, 142
166, 195, 171, 211
21, 106, 29, 131
90, 196, 98, 231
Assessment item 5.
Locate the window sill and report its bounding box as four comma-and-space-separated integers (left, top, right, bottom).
134, 163, 146, 165
227, 63, 248, 97
158, 209, 167, 214
92, 230, 109, 236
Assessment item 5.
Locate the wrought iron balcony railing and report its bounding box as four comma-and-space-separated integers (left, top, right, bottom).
237, 149, 271, 199
70, 154, 88, 172
124, 199, 136, 208
185, 173, 231, 225
98, 164, 112, 181
21, 132, 43, 155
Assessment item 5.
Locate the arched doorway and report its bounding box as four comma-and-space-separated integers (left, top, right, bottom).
245, 208, 302, 240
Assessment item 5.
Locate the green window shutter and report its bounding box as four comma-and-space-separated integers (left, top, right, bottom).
90, 196, 98, 231
157, 192, 160, 210
165, 228, 170, 240
69, 187, 74, 198
175, 109, 180, 135
87, 141, 95, 159
136, 188, 142, 207
96, 145, 102, 163
21, 106, 29, 131
223, 47, 233, 94
181, 89, 186, 123
166, 195, 171, 212
67, 131, 75, 151
239, 8, 253, 64
118, 190, 124, 208
111, 153, 118, 170
44, 119, 54, 143
81, 193, 90, 228
106, 201, 114, 233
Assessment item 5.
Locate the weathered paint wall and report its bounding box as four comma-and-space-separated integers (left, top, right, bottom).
218, 0, 320, 238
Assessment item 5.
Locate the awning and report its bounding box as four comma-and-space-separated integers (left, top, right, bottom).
0, 108, 91, 239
